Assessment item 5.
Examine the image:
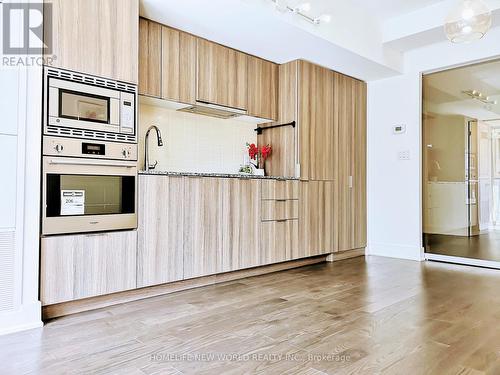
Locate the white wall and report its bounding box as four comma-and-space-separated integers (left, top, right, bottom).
0, 1, 43, 335
367, 26, 500, 261
139, 104, 257, 174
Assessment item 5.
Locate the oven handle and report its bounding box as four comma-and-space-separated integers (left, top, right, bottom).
48, 159, 137, 168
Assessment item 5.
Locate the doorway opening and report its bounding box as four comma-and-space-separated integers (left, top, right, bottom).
422, 59, 500, 268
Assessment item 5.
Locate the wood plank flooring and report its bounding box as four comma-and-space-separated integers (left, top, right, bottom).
2, 256, 500, 374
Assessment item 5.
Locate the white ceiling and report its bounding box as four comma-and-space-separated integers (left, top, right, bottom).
339, 0, 445, 20
140, 0, 500, 81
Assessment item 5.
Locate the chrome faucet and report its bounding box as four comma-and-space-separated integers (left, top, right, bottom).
144, 125, 163, 172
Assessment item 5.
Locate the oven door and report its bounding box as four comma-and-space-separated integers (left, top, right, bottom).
47, 77, 121, 133
42, 156, 137, 235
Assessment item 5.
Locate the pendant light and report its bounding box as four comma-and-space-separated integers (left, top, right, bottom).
445, 0, 492, 43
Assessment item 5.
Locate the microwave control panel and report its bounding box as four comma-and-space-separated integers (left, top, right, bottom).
120, 91, 136, 134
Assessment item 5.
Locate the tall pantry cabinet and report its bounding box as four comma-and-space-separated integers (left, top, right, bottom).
259, 60, 367, 254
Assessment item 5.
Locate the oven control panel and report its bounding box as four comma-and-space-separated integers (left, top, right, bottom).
43, 136, 138, 161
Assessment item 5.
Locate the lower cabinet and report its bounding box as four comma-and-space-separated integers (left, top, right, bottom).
299, 181, 335, 258
220, 178, 261, 272
40, 231, 137, 305
183, 177, 223, 279
137, 175, 184, 287
261, 219, 299, 263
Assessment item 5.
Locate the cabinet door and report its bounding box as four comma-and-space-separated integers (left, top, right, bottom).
197, 39, 247, 109
160, 26, 196, 104
137, 175, 184, 287
247, 56, 278, 120
261, 220, 298, 264
298, 181, 335, 258
298, 61, 335, 181
46, 0, 139, 83
220, 179, 261, 272
336, 75, 367, 251
40, 231, 137, 305
139, 18, 161, 96
183, 177, 223, 279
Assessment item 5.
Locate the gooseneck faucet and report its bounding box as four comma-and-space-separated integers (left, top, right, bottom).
144, 125, 164, 172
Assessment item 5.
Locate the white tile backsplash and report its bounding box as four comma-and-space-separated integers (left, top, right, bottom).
139, 103, 257, 173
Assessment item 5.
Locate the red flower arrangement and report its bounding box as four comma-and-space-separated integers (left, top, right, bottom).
247, 143, 272, 170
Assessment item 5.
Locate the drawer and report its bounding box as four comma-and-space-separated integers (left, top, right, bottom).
261, 199, 298, 221
260, 219, 298, 264
261, 180, 299, 200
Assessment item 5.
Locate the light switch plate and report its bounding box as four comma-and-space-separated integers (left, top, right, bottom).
398, 150, 410, 160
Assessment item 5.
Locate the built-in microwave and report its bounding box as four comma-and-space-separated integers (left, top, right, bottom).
43, 67, 137, 143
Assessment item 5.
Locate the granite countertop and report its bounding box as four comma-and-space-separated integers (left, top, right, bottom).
138, 170, 299, 181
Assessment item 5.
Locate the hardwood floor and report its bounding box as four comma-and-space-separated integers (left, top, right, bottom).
2, 256, 500, 374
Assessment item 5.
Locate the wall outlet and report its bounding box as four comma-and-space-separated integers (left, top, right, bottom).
398, 150, 410, 160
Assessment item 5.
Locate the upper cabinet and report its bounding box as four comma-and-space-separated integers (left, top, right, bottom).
197, 39, 248, 110
45, 0, 139, 84
139, 18, 161, 96
161, 27, 197, 104
247, 56, 279, 121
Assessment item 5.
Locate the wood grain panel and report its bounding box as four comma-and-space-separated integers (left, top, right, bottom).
261, 180, 299, 200
183, 177, 223, 279
261, 200, 298, 221
298, 61, 335, 181
161, 26, 180, 101
298, 181, 335, 259
336, 74, 354, 251
257, 61, 297, 178
138, 18, 161, 96
220, 179, 261, 272
137, 175, 184, 287
197, 39, 247, 109
179, 32, 197, 104
40, 231, 137, 305
261, 219, 298, 264
159, 26, 196, 104
46, 0, 139, 83
247, 56, 278, 120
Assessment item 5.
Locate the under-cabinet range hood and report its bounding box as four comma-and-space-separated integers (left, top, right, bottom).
178, 101, 247, 119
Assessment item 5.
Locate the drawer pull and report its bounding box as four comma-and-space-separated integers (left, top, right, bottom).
276, 199, 287, 202
276, 219, 287, 222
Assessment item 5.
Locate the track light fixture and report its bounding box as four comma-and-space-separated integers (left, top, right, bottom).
270, 0, 331, 25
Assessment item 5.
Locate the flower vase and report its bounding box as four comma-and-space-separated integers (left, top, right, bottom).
254, 159, 265, 176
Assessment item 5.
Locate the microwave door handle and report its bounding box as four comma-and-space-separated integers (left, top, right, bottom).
48, 159, 136, 168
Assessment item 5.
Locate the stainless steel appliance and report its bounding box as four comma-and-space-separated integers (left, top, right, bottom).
41, 139, 138, 235
42, 67, 139, 235
44, 67, 137, 143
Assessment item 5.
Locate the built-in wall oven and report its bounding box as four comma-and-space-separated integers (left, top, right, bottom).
42, 67, 138, 235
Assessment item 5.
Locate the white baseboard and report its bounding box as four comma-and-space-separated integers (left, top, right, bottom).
367, 242, 424, 261
0, 301, 43, 336
425, 253, 500, 269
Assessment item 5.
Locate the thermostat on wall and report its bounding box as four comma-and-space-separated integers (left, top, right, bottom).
393, 124, 406, 134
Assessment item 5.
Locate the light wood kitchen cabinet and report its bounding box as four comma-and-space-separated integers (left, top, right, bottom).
298, 61, 336, 181
197, 39, 248, 109
161, 26, 197, 104
261, 219, 299, 264
40, 231, 137, 305
247, 56, 278, 120
139, 18, 161, 97
183, 177, 223, 279
137, 175, 184, 287
45, 0, 138, 83
299, 181, 335, 258
259, 60, 336, 180
220, 179, 261, 272
336, 75, 367, 251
